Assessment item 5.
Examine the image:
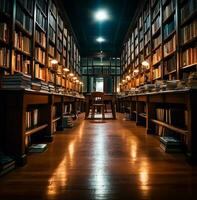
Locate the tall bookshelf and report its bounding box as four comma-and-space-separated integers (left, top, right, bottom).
121, 0, 197, 90
0, 0, 82, 93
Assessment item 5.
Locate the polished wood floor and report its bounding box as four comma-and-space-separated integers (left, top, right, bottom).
1, 114, 197, 200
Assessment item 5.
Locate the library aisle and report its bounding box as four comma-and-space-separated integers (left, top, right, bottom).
0, 115, 197, 200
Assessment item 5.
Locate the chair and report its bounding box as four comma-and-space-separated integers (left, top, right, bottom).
91, 92, 105, 119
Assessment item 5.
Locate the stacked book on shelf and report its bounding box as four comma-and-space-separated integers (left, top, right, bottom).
0, 152, 15, 176
160, 136, 182, 152
28, 143, 47, 153
1, 72, 31, 89
62, 115, 74, 128
31, 80, 42, 91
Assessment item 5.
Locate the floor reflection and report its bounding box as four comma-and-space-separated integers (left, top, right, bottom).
47, 121, 85, 196
90, 126, 110, 196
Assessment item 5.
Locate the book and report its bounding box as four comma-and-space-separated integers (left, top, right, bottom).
29, 144, 47, 153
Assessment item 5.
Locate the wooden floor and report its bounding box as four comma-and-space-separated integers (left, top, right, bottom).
1, 114, 197, 200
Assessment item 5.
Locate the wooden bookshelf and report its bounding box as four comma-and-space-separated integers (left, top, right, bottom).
121, 0, 197, 87
117, 89, 197, 163
0, 0, 82, 93
0, 0, 84, 167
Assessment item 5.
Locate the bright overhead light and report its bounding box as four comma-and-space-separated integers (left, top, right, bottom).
95, 9, 109, 21
51, 59, 58, 64
96, 37, 105, 43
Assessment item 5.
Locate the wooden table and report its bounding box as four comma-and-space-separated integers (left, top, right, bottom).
85, 93, 116, 119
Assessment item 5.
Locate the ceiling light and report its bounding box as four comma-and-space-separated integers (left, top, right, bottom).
95, 9, 109, 21
96, 37, 105, 43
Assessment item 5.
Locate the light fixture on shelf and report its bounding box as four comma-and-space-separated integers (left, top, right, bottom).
122, 79, 126, 83
68, 73, 74, 77
75, 80, 79, 83
63, 68, 69, 72
126, 75, 131, 80
73, 77, 77, 80
142, 60, 149, 67
51, 59, 58, 64
133, 69, 139, 73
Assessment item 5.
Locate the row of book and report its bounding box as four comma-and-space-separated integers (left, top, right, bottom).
153, 47, 162, 65
152, 15, 161, 35
13, 54, 30, 74
16, 3, 32, 34
48, 44, 55, 57
0, 23, 9, 43
163, 18, 175, 39
145, 30, 151, 45
26, 109, 39, 129
35, 47, 46, 65
144, 16, 151, 33
49, 26, 56, 44
0, 47, 10, 68
153, 34, 161, 50
35, 64, 45, 80
35, 29, 46, 48
152, 1, 160, 20
181, 0, 196, 23
58, 15, 63, 31
182, 20, 197, 44
36, 5, 47, 31
182, 47, 197, 67
163, 0, 175, 22
164, 55, 176, 74
163, 35, 176, 57
153, 65, 162, 80
14, 32, 31, 54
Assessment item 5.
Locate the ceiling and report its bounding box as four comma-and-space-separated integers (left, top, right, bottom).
63, 0, 140, 57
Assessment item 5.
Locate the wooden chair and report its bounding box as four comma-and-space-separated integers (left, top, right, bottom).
91, 92, 105, 119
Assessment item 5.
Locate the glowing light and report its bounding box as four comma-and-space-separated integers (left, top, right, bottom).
133, 69, 139, 73
51, 59, 58, 64
63, 68, 69, 72
142, 60, 149, 67
95, 9, 109, 21
96, 37, 106, 43
68, 73, 74, 77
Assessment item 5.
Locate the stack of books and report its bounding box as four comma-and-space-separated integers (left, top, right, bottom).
49, 84, 55, 93
62, 115, 74, 128
160, 136, 182, 152
31, 80, 41, 91
1, 72, 31, 89
28, 144, 47, 153
0, 152, 15, 176
40, 81, 49, 92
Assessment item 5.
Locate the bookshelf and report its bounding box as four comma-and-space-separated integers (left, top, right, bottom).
0, 0, 84, 167
0, 0, 82, 93
121, 0, 197, 88
117, 89, 197, 163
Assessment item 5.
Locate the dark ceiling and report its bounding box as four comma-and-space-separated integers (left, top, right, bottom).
63, 0, 139, 57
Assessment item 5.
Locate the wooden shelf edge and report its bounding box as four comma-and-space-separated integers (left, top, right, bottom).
151, 119, 188, 135
52, 117, 61, 123
25, 124, 48, 136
